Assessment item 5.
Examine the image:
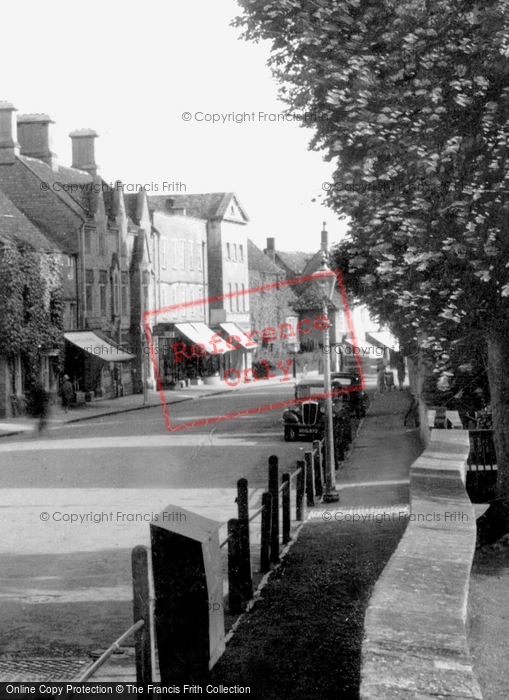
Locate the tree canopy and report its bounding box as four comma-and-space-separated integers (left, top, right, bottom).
235, 0, 509, 498
235, 0, 509, 353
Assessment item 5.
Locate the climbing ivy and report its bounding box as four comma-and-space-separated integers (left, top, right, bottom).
0, 245, 64, 387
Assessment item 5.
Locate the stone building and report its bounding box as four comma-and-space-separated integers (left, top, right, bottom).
147, 194, 254, 385
0, 188, 64, 417
247, 238, 298, 357
0, 103, 134, 400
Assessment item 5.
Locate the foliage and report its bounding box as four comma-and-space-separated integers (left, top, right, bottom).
234, 0, 509, 354
0, 245, 64, 387
235, 0, 509, 499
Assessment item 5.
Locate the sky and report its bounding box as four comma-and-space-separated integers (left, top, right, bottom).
1, 0, 348, 253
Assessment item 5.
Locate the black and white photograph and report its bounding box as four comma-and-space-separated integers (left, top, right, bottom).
0, 1, 508, 698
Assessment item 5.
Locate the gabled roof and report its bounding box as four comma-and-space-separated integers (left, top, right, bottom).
123, 193, 139, 222
19, 155, 92, 214
248, 239, 284, 276
275, 250, 314, 276
148, 192, 249, 223
301, 250, 328, 277
0, 189, 58, 251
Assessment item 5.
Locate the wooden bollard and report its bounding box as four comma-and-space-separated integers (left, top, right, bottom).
131, 545, 153, 684
227, 518, 243, 614
296, 459, 305, 521
313, 439, 324, 497
260, 492, 272, 573
305, 451, 315, 507
282, 473, 291, 544
268, 455, 280, 565
236, 478, 252, 605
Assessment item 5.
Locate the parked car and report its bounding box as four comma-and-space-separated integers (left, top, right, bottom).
283, 378, 352, 463
331, 371, 369, 418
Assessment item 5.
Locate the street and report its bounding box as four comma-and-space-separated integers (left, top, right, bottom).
0, 383, 306, 655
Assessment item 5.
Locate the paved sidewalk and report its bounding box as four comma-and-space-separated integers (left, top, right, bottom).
0, 371, 309, 437
208, 389, 423, 699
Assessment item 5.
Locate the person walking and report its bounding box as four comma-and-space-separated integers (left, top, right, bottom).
27, 381, 50, 433
393, 352, 406, 391
376, 358, 385, 393
60, 374, 74, 413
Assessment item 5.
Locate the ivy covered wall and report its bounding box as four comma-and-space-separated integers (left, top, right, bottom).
0, 243, 64, 402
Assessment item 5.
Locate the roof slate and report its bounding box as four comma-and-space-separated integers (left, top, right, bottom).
0, 189, 57, 251
148, 192, 249, 222
124, 193, 139, 222
275, 250, 314, 275
247, 239, 285, 276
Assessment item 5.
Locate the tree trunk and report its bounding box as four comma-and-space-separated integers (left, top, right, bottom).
487, 332, 509, 501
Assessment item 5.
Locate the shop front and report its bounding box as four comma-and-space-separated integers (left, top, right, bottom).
217, 322, 258, 375
64, 331, 135, 399
154, 322, 233, 388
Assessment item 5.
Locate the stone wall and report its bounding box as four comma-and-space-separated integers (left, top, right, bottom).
360, 429, 483, 699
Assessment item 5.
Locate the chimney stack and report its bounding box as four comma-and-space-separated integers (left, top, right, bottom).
69, 129, 99, 175
265, 237, 276, 262
0, 102, 20, 164
321, 222, 328, 254
17, 114, 57, 170
164, 198, 186, 215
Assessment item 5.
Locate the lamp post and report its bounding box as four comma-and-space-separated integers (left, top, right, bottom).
311, 256, 340, 503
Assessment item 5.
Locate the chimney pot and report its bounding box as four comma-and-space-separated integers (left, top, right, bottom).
265, 237, 276, 262
17, 113, 57, 169
69, 129, 99, 176
0, 102, 20, 164
321, 223, 328, 254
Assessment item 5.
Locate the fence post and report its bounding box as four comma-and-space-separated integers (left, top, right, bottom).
296, 459, 306, 521
227, 518, 243, 614
305, 450, 315, 507
260, 492, 272, 573
268, 455, 280, 564
236, 478, 253, 605
282, 473, 291, 544
132, 545, 153, 684
313, 439, 324, 498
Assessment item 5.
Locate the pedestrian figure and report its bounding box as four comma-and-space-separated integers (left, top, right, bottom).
376, 358, 385, 393
393, 352, 406, 390
60, 374, 74, 413
384, 369, 395, 391
27, 381, 50, 433
302, 363, 308, 379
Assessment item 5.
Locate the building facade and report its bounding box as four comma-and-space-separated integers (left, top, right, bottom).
0, 103, 135, 401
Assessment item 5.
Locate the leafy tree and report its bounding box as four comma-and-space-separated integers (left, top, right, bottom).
235, 0, 509, 500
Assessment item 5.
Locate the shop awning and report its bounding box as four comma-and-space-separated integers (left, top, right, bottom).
365, 331, 399, 352
175, 322, 232, 355
219, 323, 258, 350
343, 337, 381, 355
64, 332, 135, 362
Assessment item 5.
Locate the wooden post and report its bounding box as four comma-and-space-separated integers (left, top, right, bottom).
313, 439, 324, 497
305, 450, 315, 507
131, 545, 153, 684
227, 518, 243, 614
260, 492, 272, 573
296, 459, 305, 521
268, 455, 280, 564
282, 473, 291, 544
236, 478, 253, 605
